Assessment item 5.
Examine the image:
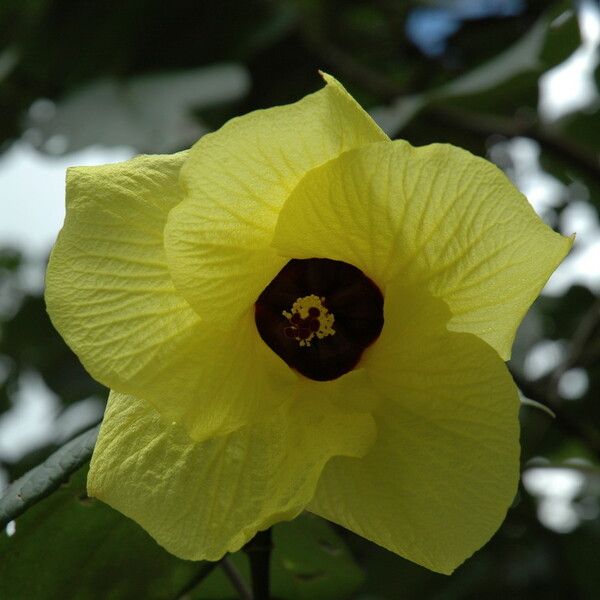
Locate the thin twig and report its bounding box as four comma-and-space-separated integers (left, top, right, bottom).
221, 557, 253, 600
304, 34, 405, 98
244, 528, 273, 600
299, 17, 410, 99
548, 296, 600, 397
302, 31, 600, 182
172, 561, 221, 600
426, 105, 600, 183
0, 424, 100, 528
513, 372, 600, 462
512, 294, 600, 459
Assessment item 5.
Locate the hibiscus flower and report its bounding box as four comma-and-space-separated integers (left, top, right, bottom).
45, 73, 571, 574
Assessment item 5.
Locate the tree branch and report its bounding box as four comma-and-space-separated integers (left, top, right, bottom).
426, 105, 600, 185
0, 424, 100, 528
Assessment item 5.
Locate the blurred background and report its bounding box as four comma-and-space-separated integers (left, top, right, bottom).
0, 0, 599, 598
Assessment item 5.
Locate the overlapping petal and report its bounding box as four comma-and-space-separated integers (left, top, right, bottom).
272, 140, 572, 358
309, 282, 520, 574
88, 388, 376, 561
164, 74, 388, 326
45, 153, 292, 440
45, 152, 195, 391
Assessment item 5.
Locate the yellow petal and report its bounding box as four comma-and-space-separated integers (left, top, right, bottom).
45, 152, 196, 395
136, 311, 297, 441
45, 153, 291, 441
272, 140, 572, 358
164, 73, 388, 327
309, 281, 520, 574
88, 389, 376, 561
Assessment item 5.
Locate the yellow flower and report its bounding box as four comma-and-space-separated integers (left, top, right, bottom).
45, 73, 571, 574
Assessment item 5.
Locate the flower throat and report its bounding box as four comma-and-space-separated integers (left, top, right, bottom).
255, 258, 383, 381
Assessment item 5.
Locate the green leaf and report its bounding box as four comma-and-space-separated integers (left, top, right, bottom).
272, 514, 365, 599
0, 424, 99, 528
195, 514, 365, 599
0, 466, 364, 600
0, 466, 210, 600
436, 2, 579, 115
435, 16, 547, 100
373, 2, 581, 136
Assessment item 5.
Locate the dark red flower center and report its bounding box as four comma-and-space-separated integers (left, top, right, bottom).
255, 258, 384, 381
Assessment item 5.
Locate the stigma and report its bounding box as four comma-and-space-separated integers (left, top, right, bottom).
282, 294, 335, 346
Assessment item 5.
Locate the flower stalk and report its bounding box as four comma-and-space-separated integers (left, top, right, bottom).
244, 528, 273, 600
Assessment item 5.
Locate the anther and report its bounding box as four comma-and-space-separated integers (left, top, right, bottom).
282, 294, 335, 347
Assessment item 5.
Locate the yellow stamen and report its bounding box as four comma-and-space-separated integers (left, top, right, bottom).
282, 294, 335, 347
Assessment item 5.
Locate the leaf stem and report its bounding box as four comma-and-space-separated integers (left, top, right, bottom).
221, 557, 253, 600
173, 561, 221, 600
243, 528, 273, 600
0, 424, 100, 528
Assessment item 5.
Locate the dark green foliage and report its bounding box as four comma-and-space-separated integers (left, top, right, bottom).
0, 467, 202, 600
0, 467, 364, 600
